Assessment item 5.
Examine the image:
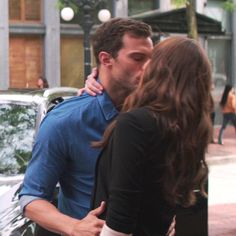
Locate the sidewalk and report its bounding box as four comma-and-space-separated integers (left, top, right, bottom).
206, 126, 236, 165
206, 126, 236, 236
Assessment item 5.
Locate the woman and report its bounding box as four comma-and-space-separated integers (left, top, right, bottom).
37, 76, 49, 89
218, 84, 236, 145
91, 36, 212, 236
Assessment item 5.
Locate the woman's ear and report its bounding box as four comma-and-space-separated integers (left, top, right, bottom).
98, 51, 112, 67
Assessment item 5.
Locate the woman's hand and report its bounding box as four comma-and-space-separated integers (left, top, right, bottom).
78, 68, 104, 96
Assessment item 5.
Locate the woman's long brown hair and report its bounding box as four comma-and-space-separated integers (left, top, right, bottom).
94, 36, 212, 207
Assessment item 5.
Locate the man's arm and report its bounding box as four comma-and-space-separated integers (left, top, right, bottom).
24, 199, 105, 236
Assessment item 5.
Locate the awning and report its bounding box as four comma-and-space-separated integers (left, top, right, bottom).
131, 7, 225, 35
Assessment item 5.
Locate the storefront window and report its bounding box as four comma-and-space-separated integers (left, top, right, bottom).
9, 0, 41, 22
205, 0, 231, 32
9, 0, 21, 20
208, 38, 230, 88
208, 38, 231, 124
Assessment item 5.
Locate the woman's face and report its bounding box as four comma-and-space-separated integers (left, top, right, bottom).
37, 79, 44, 88
139, 60, 151, 84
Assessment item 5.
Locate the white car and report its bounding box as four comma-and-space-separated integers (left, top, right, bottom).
0, 87, 79, 196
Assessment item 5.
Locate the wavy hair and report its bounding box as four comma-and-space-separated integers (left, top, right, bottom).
95, 36, 212, 207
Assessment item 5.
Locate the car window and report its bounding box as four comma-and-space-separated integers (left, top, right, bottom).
0, 102, 37, 175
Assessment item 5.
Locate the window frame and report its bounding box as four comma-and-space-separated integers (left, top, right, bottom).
9, 0, 42, 24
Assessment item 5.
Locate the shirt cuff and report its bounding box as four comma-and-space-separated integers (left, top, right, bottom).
100, 223, 132, 236
19, 195, 44, 213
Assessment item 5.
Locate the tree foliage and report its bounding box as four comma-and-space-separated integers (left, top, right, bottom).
0, 104, 37, 174
57, 0, 79, 14
223, 0, 236, 12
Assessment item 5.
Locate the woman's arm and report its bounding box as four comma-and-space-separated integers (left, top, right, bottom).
105, 111, 151, 233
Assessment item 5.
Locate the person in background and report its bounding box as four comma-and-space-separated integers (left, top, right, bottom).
210, 83, 216, 143
37, 76, 49, 89
19, 18, 154, 236
91, 36, 212, 236
218, 84, 236, 145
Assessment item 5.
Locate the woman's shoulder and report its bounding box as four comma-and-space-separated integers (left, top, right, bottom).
118, 107, 157, 130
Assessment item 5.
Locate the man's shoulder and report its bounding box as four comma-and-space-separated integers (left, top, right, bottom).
45, 92, 117, 123
51, 93, 99, 114
40, 94, 97, 124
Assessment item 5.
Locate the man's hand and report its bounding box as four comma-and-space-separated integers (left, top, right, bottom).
24, 199, 105, 236
69, 202, 106, 236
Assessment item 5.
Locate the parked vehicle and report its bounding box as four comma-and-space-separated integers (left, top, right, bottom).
0, 87, 78, 236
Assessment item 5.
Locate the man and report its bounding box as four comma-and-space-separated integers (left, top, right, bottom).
19, 18, 153, 235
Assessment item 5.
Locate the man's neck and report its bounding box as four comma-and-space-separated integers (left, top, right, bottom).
99, 72, 130, 110
107, 84, 130, 110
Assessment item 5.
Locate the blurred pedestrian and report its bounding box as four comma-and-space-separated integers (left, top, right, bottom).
91, 36, 211, 236
218, 84, 236, 145
210, 83, 216, 143
37, 76, 49, 89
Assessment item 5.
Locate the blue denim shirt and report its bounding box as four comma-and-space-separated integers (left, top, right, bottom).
19, 91, 118, 219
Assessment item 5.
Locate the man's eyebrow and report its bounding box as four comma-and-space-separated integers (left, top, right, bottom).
130, 52, 149, 56
129, 52, 151, 58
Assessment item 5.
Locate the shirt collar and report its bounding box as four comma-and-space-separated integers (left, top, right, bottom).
96, 90, 118, 121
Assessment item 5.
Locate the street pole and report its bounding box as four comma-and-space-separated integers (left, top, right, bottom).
60, 0, 111, 82
81, 4, 94, 79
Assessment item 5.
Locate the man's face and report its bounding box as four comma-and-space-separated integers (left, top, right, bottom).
110, 33, 153, 93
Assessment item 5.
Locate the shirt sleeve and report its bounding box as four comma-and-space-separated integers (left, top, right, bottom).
19, 195, 43, 213
105, 111, 152, 233
19, 115, 68, 202
100, 223, 132, 236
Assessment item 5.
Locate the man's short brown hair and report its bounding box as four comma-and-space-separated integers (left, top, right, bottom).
92, 18, 152, 65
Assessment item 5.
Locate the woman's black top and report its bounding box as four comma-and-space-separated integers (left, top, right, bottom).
91, 107, 175, 236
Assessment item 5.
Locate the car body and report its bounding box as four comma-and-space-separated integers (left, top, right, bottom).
0, 87, 78, 236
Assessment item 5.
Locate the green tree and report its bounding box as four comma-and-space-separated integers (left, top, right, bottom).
171, 0, 198, 40
0, 104, 36, 174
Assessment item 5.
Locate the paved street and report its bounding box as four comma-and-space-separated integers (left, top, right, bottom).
207, 126, 236, 236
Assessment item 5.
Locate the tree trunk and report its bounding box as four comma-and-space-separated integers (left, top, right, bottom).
186, 0, 198, 40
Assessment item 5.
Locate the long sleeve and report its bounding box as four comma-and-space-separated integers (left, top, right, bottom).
100, 223, 132, 236
105, 111, 153, 233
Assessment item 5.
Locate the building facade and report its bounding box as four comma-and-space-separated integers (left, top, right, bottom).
0, 0, 235, 93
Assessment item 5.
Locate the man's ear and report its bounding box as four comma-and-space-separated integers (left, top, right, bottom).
98, 51, 112, 66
